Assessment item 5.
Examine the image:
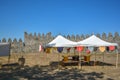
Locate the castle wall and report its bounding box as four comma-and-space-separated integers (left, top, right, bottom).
0, 32, 120, 53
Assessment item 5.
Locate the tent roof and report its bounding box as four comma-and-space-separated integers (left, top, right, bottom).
77, 35, 118, 46
0, 42, 10, 46
46, 35, 77, 47
0, 42, 10, 56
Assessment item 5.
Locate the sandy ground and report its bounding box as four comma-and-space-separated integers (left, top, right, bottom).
0, 53, 120, 80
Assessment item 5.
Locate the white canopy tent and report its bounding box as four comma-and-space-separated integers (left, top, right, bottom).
46, 35, 119, 68
46, 35, 77, 47
46, 35, 77, 69
77, 35, 118, 46
0, 42, 11, 65
77, 35, 119, 68
0, 42, 10, 56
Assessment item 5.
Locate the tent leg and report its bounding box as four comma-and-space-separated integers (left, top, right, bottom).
103, 52, 104, 68
78, 52, 82, 70
78, 52, 80, 69
58, 53, 60, 70
94, 52, 96, 66
81, 52, 82, 70
116, 50, 118, 68
8, 55, 10, 64
74, 47, 75, 55
8, 44, 11, 64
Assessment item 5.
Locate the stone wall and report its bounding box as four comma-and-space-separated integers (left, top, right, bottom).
1, 32, 120, 53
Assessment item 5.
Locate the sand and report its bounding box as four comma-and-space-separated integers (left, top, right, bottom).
0, 53, 120, 80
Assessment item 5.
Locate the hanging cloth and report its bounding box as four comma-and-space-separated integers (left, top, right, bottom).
86, 49, 90, 54
76, 46, 84, 52
67, 48, 71, 53
46, 48, 51, 53
88, 46, 94, 52
57, 47, 63, 53
53, 47, 57, 50
74, 47, 77, 50
109, 46, 115, 51
94, 47, 98, 51
39, 45, 42, 52
99, 46, 106, 52
106, 46, 109, 52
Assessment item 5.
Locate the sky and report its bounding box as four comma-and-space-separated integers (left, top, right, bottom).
0, 0, 120, 41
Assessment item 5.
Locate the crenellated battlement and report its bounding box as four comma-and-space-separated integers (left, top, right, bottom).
1, 32, 120, 53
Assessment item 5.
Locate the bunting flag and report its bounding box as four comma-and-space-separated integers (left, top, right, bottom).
76, 46, 84, 52
106, 46, 109, 52
46, 48, 51, 53
99, 46, 106, 52
109, 46, 115, 51
57, 47, 63, 53
86, 49, 90, 54
94, 47, 98, 51
53, 47, 57, 50
74, 47, 77, 50
39, 45, 42, 52
67, 48, 71, 53
88, 46, 94, 52
52, 47, 57, 53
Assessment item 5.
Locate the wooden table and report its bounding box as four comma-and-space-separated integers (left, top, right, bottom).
61, 55, 91, 66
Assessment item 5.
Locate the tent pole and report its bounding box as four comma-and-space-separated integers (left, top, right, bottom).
81, 52, 82, 70
58, 53, 60, 69
8, 44, 11, 64
78, 52, 82, 70
94, 52, 96, 66
103, 52, 104, 68
116, 50, 118, 68
78, 52, 80, 69
74, 47, 75, 55
8, 54, 10, 64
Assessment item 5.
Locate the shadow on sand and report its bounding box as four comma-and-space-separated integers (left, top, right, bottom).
50, 60, 114, 67
0, 63, 114, 80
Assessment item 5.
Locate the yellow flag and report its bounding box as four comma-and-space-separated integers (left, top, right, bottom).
99, 46, 106, 52
46, 48, 51, 53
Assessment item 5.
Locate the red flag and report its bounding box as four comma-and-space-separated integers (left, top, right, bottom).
86, 49, 90, 54
109, 46, 115, 51
77, 46, 84, 52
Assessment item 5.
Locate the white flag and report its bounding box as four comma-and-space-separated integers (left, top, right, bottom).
39, 45, 42, 52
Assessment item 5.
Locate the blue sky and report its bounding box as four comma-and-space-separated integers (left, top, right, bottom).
0, 0, 120, 41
